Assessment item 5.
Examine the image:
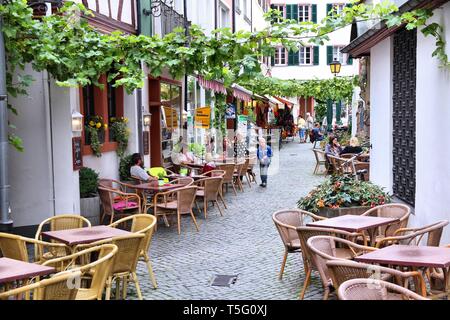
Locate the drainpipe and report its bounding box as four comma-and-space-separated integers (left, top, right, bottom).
232, 0, 236, 33
136, 0, 144, 154
183, 0, 188, 138
0, 0, 13, 231
214, 0, 218, 30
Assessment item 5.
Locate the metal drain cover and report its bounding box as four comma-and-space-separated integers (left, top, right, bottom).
211, 274, 238, 287
289, 153, 298, 156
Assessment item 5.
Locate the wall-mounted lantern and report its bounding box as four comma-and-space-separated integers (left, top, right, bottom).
71, 111, 83, 133
143, 111, 152, 128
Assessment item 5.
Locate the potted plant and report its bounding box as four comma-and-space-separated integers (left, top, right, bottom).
79, 167, 100, 225
85, 115, 107, 157
119, 154, 133, 183
297, 175, 391, 218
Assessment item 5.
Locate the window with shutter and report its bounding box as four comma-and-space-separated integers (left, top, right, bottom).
299, 47, 312, 65
286, 4, 292, 19
313, 46, 320, 65
326, 3, 332, 16
327, 46, 333, 65
311, 4, 317, 23
298, 4, 310, 22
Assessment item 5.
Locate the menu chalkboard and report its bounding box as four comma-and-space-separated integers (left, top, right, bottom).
72, 137, 83, 170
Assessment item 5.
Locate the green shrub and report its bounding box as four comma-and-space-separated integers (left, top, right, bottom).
189, 143, 205, 157
119, 154, 133, 181
79, 167, 99, 198
297, 175, 391, 213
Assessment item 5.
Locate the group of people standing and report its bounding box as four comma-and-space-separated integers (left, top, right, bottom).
297, 113, 325, 144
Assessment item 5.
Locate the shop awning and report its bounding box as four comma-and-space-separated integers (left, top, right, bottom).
267, 95, 281, 107
274, 96, 295, 107
253, 93, 269, 102
197, 75, 227, 95
231, 84, 253, 102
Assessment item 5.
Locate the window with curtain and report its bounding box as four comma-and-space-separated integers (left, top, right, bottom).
274, 47, 287, 65
299, 47, 313, 65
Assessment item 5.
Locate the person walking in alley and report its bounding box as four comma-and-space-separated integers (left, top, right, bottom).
305, 112, 314, 142
297, 115, 306, 143
257, 138, 272, 188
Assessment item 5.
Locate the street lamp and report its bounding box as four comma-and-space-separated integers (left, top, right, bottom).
143, 111, 152, 128
329, 59, 342, 77
71, 111, 83, 133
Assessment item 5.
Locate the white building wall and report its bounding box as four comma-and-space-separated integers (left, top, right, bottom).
369, 37, 393, 194
413, 2, 450, 244
271, 0, 358, 80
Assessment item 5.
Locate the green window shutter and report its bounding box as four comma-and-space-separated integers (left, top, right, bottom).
292, 4, 299, 21
327, 46, 333, 65
347, 55, 353, 65
286, 4, 292, 20
271, 53, 275, 66
313, 46, 320, 65
311, 4, 317, 23
326, 3, 333, 16
288, 50, 298, 66
139, 0, 152, 36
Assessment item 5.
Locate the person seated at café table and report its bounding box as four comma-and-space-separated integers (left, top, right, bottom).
340, 137, 363, 155
178, 143, 196, 165
130, 153, 157, 182
311, 122, 324, 143
325, 135, 342, 157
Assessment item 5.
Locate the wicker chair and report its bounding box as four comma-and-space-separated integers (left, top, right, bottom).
74, 234, 145, 300
306, 235, 378, 300
338, 278, 430, 300
232, 161, 246, 192
246, 156, 258, 185
296, 226, 368, 299
327, 260, 427, 297
171, 176, 194, 187
361, 203, 411, 242
42, 244, 118, 300
0, 270, 82, 300
272, 209, 326, 280
216, 163, 237, 196
153, 186, 199, 235
376, 220, 449, 248
326, 154, 353, 175
239, 158, 252, 188
34, 214, 91, 263
312, 149, 328, 175
200, 169, 225, 178
98, 185, 141, 225
429, 244, 450, 296
194, 176, 226, 218
0, 232, 69, 264
109, 214, 158, 289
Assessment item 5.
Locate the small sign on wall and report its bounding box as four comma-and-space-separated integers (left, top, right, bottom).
143, 131, 150, 155
72, 137, 83, 170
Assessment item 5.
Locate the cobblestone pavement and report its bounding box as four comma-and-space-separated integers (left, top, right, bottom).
130, 140, 326, 300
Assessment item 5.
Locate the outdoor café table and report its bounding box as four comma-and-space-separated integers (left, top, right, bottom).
0, 257, 55, 285
132, 181, 182, 193
42, 225, 131, 246
354, 245, 450, 297
306, 214, 399, 247
167, 173, 204, 180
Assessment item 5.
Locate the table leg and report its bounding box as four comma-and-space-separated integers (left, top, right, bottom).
367, 227, 377, 247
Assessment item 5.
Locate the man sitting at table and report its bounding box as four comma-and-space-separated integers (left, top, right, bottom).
130, 153, 156, 182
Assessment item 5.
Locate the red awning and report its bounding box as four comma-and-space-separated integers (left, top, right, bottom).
197, 75, 227, 95
274, 96, 294, 106
231, 84, 253, 102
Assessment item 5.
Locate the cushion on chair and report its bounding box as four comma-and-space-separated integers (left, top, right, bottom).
113, 200, 139, 211
196, 190, 205, 197
156, 200, 178, 210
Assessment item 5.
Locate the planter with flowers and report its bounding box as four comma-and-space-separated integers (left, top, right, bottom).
297, 175, 391, 218
110, 116, 130, 158
85, 115, 107, 157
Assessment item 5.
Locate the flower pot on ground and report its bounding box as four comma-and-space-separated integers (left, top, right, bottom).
79, 167, 100, 225
297, 175, 391, 218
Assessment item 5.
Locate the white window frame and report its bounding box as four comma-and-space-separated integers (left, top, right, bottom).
274, 47, 287, 66
218, 1, 231, 28
299, 47, 313, 65
298, 4, 312, 22
332, 45, 349, 65
332, 3, 346, 15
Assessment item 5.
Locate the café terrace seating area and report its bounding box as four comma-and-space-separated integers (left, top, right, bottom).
0, 155, 259, 300
272, 205, 450, 300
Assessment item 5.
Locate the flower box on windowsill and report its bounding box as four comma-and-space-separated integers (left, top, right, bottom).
317, 206, 370, 218
85, 129, 105, 145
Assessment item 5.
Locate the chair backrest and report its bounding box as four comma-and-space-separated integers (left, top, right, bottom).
98, 186, 115, 217
327, 155, 352, 174
296, 226, 364, 271
0, 270, 82, 300
362, 203, 411, 237
313, 149, 327, 163
240, 159, 250, 176
202, 170, 225, 178
130, 214, 157, 254
109, 234, 145, 275
307, 236, 376, 287
234, 162, 245, 176
217, 164, 235, 183
176, 186, 198, 214
0, 232, 29, 262
201, 177, 223, 201
337, 278, 429, 300
272, 209, 326, 249
423, 220, 449, 246
171, 176, 194, 187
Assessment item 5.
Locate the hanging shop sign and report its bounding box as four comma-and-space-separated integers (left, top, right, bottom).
225, 103, 236, 119
194, 106, 211, 129
72, 137, 83, 170
162, 106, 179, 129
